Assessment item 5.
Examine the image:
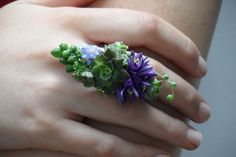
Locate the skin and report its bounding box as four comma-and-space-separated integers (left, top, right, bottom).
0, 0, 220, 157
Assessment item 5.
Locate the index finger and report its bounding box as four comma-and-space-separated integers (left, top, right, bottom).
64, 8, 207, 77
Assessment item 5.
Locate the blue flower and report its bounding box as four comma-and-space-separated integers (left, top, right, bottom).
116, 52, 157, 104
81, 45, 102, 64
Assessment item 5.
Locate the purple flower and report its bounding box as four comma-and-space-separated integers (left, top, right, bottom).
117, 79, 139, 104
127, 51, 156, 90
81, 45, 102, 64
117, 51, 157, 104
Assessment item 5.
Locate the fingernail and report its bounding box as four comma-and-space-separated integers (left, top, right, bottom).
198, 57, 207, 76
199, 102, 211, 122
187, 129, 202, 147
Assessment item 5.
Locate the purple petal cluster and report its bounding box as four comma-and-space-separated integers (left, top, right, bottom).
117, 51, 157, 104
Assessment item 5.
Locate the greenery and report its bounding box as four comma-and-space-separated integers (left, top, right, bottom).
51, 42, 176, 104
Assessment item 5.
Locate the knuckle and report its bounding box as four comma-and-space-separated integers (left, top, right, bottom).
29, 75, 63, 94
138, 13, 158, 36
185, 89, 198, 106
95, 136, 118, 157
22, 106, 60, 147
165, 118, 184, 140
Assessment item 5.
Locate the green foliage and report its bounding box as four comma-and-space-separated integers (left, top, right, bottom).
59, 43, 69, 51
51, 42, 131, 94
51, 48, 61, 58
51, 42, 177, 104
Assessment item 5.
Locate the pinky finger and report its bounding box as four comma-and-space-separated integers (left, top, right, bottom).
39, 119, 168, 157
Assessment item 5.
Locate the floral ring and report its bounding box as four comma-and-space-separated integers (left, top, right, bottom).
51, 42, 176, 105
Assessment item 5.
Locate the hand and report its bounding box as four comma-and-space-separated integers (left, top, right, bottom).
0, 0, 210, 157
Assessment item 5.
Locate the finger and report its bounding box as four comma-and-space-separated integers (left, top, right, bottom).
35, 119, 165, 157
60, 81, 202, 150
66, 8, 207, 77
86, 119, 174, 154
0, 149, 79, 157
149, 58, 211, 123
18, 0, 95, 7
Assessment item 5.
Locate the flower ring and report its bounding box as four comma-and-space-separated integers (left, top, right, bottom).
51, 42, 176, 105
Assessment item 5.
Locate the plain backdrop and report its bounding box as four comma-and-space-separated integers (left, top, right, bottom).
182, 1, 236, 157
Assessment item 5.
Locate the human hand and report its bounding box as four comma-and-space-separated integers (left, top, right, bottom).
0, 0, 210, 156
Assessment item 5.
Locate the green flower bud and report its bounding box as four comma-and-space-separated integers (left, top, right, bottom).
166, 94, 174, 103
59, 43, 69, 51
152, 79, 162, 87
163, 74, 169, 80
59, 58, 68, 65
67, 54, 77, 64
170, 81, 177, 88
51, 48, 62, 58
62, 50, 70, 59
66, 64, 74, 73
69, 45, 77, 53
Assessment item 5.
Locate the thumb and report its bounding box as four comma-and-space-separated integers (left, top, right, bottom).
19, 0, 96, 7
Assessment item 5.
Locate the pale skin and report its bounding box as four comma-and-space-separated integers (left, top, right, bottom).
0, 0, 221, 157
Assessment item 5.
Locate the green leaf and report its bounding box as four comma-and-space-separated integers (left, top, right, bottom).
51, 48, 62, 58
115, 41, 129, 50
104, 46, 117, 59
111, 69, 121, 82
67, 54, 77, 64
81, 77, 94, 87
105, 61, 114, 71
95, 78, 107, 88
69, 45, 77, 53
95, 55, 107, 64
62, 50, 70, 59
59, 43, 69, 51
66, 64, 74, 73
59, 58, 68, 65
120, 69, 130, 81
92, 65, 100, 78
113, 58, 124, 69
99, 65, 112, 81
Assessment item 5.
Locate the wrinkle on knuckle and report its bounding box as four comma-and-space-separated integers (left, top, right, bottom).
137, 13, 158, 37
165, 118, 183, 140
29, 75, 63, 94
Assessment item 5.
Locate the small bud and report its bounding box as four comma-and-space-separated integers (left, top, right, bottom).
67, 54, 77, 63
59, 43, 69, 51
62, 50, 70, 59
51, 48, 61, 58
66, 64, 74, 73
170, 81, 177, 88
163, 74, 169, 80
152, 79, 162, 87
69, 45, 77, 53
166, 94, 174, 103
59, 58, 67, 65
